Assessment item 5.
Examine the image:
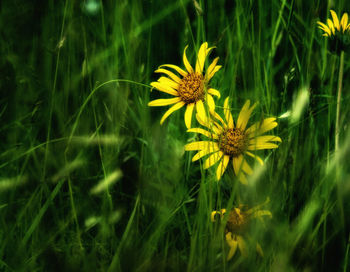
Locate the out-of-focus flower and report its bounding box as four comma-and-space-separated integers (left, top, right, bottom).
317, 10, 350, 53
211, 199, 272, 261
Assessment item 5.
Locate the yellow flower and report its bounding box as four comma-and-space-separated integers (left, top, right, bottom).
317, 10, 350, 53
211, 199, 272, 261
148, 42, 222, 128
317, 10, 350, 36
185, 97, 281, 184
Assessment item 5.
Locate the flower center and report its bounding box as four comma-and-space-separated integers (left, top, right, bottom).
226, 208, 248, 234
219, 128, 248, 157
178, 73, 205, 103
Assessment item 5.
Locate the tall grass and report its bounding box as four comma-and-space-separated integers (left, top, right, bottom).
0, 0, 349, 271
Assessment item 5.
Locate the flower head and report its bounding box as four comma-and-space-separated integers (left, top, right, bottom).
148, 42, 222, 128
185, 97, 281, 184
211, 199, 272, 261
317, 10, 350, 53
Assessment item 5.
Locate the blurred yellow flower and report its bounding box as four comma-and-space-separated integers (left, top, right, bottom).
185, 97, 281, 184
317, 10, 350, 37
211, 199, 272, 261
317, 10, 350, 53
148, 42, 221, 128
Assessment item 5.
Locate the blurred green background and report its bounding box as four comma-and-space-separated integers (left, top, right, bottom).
0, 0, 349, 271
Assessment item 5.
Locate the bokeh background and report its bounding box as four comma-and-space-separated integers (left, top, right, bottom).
0, 0, 350, 271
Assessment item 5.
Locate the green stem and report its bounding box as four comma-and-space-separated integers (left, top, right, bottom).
335, 50, 346, 241
335, 50, 344, 153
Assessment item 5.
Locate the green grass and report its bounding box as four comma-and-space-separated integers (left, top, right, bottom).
0, 0, 350, 271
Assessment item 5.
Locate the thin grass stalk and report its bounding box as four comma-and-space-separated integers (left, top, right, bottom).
335, 50, 344, 153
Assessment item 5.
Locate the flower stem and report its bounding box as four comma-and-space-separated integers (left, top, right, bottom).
335, 50, 346, 242
335, 50, 344, 153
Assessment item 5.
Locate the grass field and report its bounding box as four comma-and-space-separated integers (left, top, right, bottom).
1, 0, 350, 271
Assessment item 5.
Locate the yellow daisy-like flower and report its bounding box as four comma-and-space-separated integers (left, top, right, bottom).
148, 42, 222, 128
317, 10, 350, 53
185, 97, 281, 184
317, 10, 350, 36
211, 199, 272, 261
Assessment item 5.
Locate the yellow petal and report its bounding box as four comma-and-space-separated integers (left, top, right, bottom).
216, 155, 230, 180
183, 45, 194, 73
203, 151, 223, 169
211, 111, 227, 128
187, 128, 218, 139
330, 10, 340, 31
184, 103, 195, 129
232, 155, 243, 175
237, 100, 257, 130
185, 141, 217, 151
340, 13, 349, 32
251, 210, 272, 219
223, 97, 234, 128
159, 64, 187, 77
225, 232, 236, 247
208, 88, 221, 98
206, 57, 219, 78
257, 119, 278, 134
245, 151, 264, 165
158, 77, 179, 90
242, 159, 253, 175
237, 235, 248, 257
191, 143, 220, 161
245, 197, 270, 214
327, 19, 335, 35
155, 68, 182, 83
317, 21, 332, 36
207, 65, 222, 81
192, 151, 210, 162
246, 117, 277, 136
212, 122, 224, 135
151, 81, 179, 96
206, 94, 215, 113
211, 211, 220, 222
148, 97, 181, 106
159, 101, 185, 125
196, 113, 223, 135
194, 111, 209, 125
233, 155, 248, 185
247, 142, 279, 150
226, 232, 238, 261
256, 242, 264, 257
195, 42, 210, 73
249, 135, 282, 145
206, 46, 215, 56
196, 99, 207, 121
